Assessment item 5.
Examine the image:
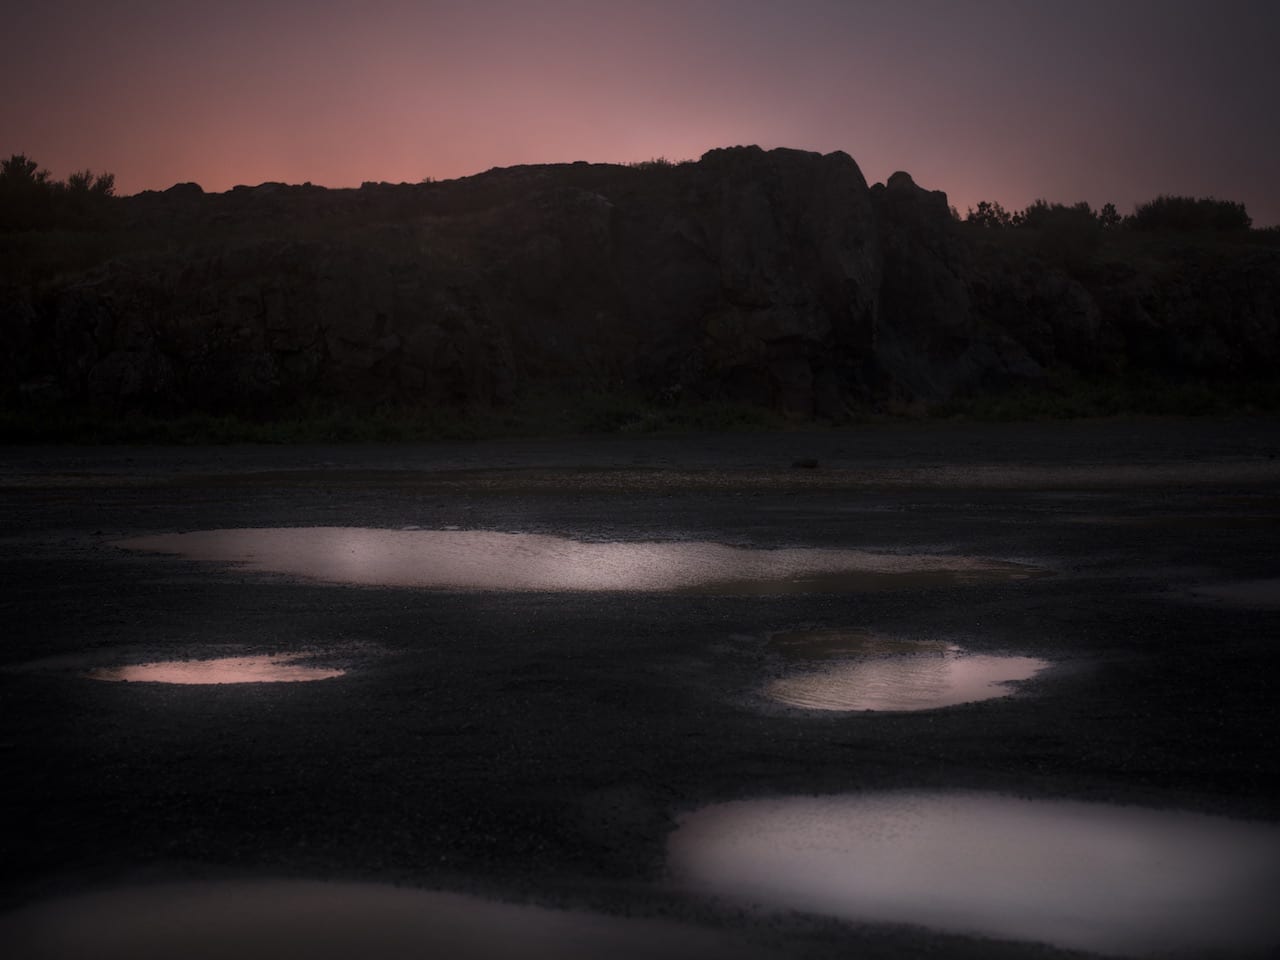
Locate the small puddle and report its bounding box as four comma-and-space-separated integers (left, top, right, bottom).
116, 528, 1043, 594
668, 792, 1280, 957
764, 632, 1047, 711
87, 654, 344, 685
0, 880, 766, 960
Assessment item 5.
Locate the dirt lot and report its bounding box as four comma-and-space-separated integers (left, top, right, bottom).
2, 417, 1278, 958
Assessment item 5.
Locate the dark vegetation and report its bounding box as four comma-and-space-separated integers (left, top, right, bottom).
964, 194, 1251, 233
2, 147, 1278, 442
0, 154, 116, 232
960, 194, 1259, 270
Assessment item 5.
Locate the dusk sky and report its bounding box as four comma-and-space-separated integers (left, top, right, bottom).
7, 0, 1279, 224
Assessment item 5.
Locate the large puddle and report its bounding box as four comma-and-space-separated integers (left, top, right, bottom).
0, 880, 768, 960
764, 633, 1047, 711
668, 792, 1280, 957
87, 654, 345, 685
116, 528, 1043, 594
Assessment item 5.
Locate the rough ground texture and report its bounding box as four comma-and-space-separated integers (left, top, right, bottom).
3, 147, 1278, 418
1, 417, 1278, 958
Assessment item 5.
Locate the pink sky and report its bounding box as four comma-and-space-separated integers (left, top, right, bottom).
7, 0, 1279, 224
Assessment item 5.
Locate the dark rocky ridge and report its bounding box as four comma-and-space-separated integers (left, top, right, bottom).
3, 146, 1278, 419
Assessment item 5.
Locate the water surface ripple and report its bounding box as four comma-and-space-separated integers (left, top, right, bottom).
766, 637, 1047, 711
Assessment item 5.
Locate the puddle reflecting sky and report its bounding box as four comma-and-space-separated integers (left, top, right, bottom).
669, 792, 1280, 957
118, 528, 1042, 594
88, 655, 344, 685
0, 880, 765, 960
765, 635, 1047, 711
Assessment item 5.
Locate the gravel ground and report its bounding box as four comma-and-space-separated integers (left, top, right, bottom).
1, 416, 1278, 959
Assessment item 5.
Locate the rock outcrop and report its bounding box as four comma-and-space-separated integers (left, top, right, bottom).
2, 146, 1277, 419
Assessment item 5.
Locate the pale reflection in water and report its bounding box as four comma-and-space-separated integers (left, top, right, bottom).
88, 655, 344, 685
765, 634, 1047, 711
116, 528, 1042, 594
669, 792, 1280, 957
0, 880, 766, 960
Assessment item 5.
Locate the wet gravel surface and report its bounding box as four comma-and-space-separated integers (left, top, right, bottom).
2, 417, 1278, 959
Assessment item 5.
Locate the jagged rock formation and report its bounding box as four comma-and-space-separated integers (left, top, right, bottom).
3, 146, 1277, 419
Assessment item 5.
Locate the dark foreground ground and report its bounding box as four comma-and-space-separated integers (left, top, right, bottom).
1, 418, 1278, 959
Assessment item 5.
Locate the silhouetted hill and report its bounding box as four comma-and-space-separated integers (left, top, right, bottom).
3, 146, 1278, 431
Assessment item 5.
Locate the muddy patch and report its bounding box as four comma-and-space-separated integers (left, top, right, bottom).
1071, 513, 1280, 528
668, 791, 1280, 957
116, 528, 1044, 594
1187, 578, 1280, 610
763, 632, 1047, 712
0, 880, 769, 960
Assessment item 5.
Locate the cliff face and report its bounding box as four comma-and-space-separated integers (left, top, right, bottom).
871, 172, 1106, 400
3, 146, 1278, 418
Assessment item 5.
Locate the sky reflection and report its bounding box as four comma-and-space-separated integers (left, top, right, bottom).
0, 880, 764, 960
88, 655, 344, 685
669, 791, 1280, 957
117, 528, 1041, 594
766, 638, 1047, 711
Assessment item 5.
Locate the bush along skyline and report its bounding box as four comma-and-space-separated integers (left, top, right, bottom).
0, 154, 117, 231
963, 195, 1254, 232
2, 145, 1278, 439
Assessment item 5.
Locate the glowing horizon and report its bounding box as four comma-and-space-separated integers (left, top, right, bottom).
7, 1, 1280, 225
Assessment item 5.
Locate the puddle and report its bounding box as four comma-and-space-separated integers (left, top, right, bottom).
116, 528, 1043, 594
1189, 579, 1280, 610
668, 791, 1280, 957
764, 633, 1047, 711
87, 654, 344, 685
0, 880, 768, 960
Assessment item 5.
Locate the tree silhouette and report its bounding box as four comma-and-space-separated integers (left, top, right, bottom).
1130, 195, 1251, 232
0, 154, 116, 230
0, 154, 55, 230
965, 200, 1014, 228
